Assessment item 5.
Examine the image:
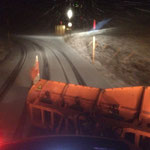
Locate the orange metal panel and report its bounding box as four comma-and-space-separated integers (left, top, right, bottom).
28, 80, 145, 121
97, 86, 144, 120
28, 80, 101, 112
39, 80, 67, 104
63, 84, 100, 111
139, 87, 150, 123
27, 79, 47, 104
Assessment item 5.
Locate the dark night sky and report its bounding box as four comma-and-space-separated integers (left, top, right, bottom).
0, 0, 150, 33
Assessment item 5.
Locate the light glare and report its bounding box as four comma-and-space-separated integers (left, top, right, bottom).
68, 22, 72, 27
67, 9, 73, 19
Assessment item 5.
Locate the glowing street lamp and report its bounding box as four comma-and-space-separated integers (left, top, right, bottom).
67, 9, 73, 19
68, 22, 72, 27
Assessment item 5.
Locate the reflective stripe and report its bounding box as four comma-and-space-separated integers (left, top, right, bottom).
141, 111, 150, 115
120, 106, 137, 111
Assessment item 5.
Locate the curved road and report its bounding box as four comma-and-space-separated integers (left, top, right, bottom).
0, 35, 110, 141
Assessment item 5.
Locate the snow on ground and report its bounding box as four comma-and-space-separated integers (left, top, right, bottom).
0, 39, 20, 89
0, 39, 10, 62
65, 28, 150, 87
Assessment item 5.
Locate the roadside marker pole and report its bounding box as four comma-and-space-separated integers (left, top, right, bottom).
92, 36, 96, 63
92, 20, 96, 64
31, 55, 40, 85
93, 19, 96, 30
34, 55, 40, 84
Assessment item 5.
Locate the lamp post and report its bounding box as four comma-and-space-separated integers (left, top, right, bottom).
68, 22, 72, 27
67, 9, 73, 35
92, 20, 96, 64
67, 9, 73, 20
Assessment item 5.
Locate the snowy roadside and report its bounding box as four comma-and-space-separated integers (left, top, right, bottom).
0, 39, 10, 62
64, 28, 150, 87
0, 38, 21, 89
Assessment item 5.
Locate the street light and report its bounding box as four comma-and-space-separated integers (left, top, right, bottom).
67, 9, 73, 19
68, 22, 72, 27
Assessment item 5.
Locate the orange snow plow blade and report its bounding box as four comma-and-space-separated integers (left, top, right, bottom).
27, 80, 147, 123
27, 79, 102, 133
26, 79, 150, 147
139, 87, 150, 123
27, 79, 47, 104
97, 86, 144, 120
27, 79, 101, 111
27, 79, 150, 134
